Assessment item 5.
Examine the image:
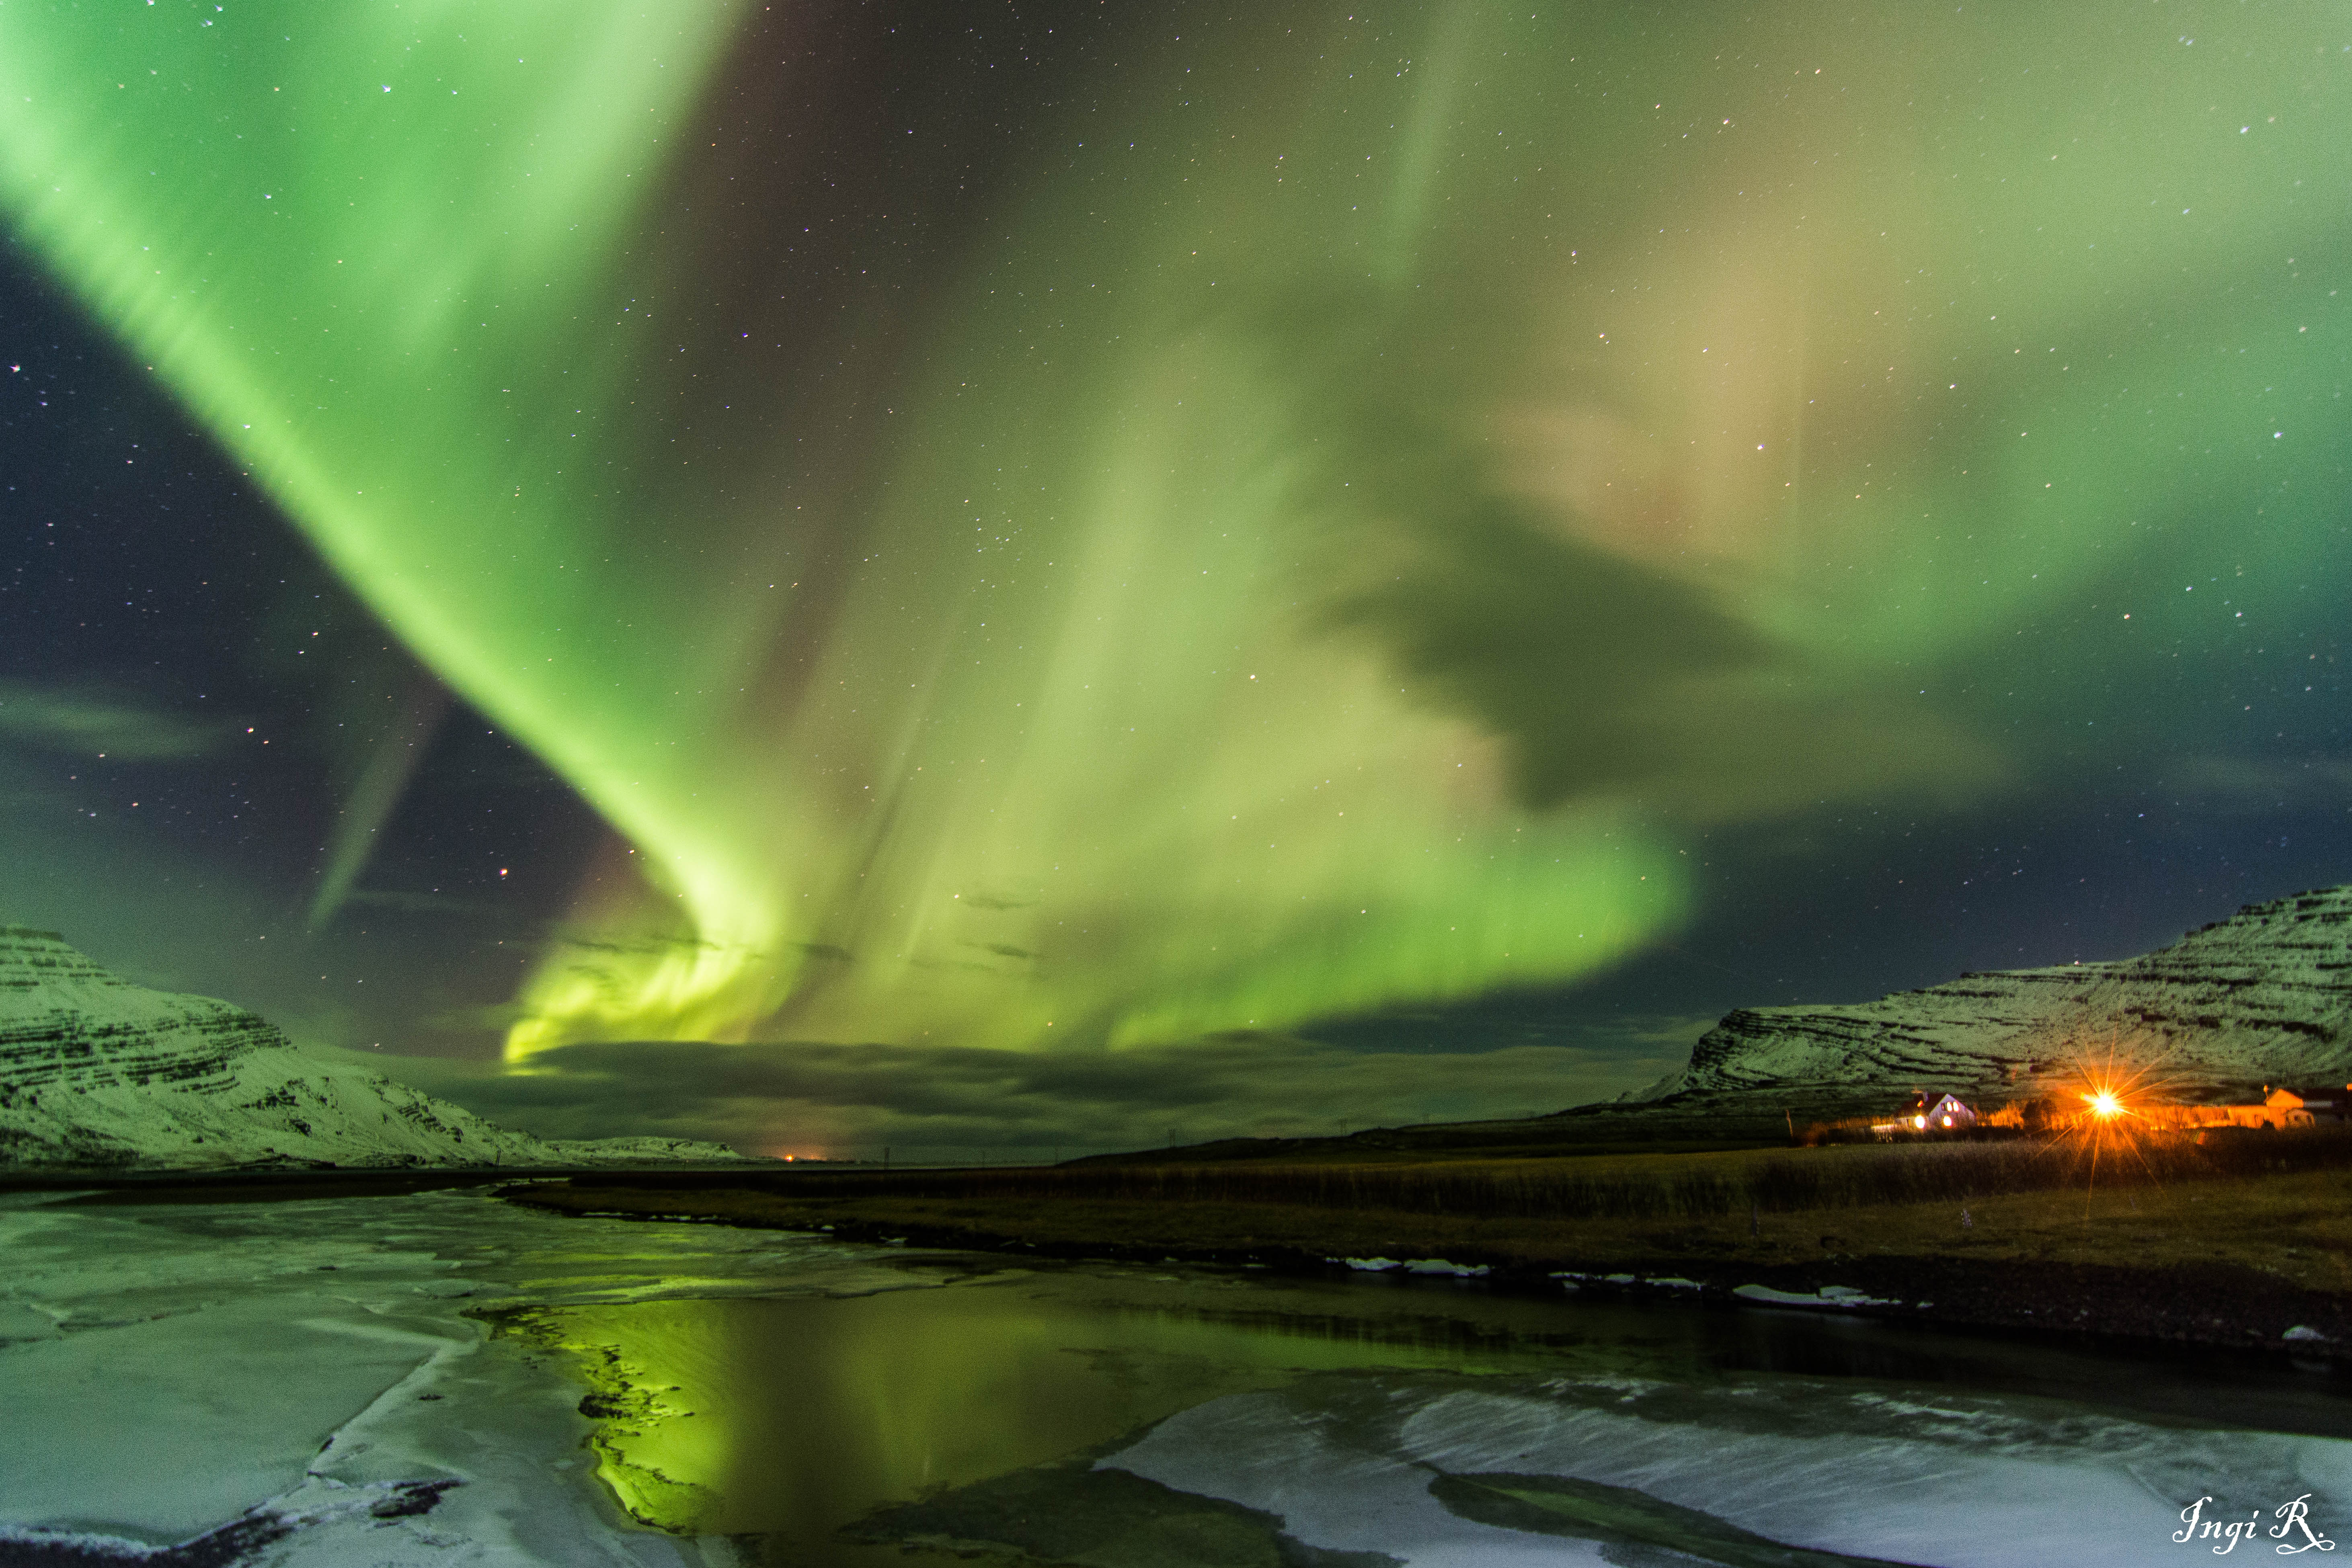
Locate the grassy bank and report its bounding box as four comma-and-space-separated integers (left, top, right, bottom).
502, 1161, 2352, 1288
498, 1128, 2352, 1353
516, 1123, 2352, 1224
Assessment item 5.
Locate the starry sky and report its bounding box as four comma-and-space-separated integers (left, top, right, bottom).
3, 2, 2349, 1157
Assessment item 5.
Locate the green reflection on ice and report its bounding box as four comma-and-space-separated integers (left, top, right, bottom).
499, 1264, 1599, 1542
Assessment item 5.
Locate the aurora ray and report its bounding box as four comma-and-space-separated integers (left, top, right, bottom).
4, 3, 2346, 1060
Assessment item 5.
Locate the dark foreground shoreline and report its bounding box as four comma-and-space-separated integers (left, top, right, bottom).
493, 1173, 2352, 1372
8, 1158, 2346, 1371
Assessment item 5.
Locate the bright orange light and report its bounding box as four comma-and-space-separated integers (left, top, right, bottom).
2088, 1091, 2122, 1119
1912, 1115, 1926, 1129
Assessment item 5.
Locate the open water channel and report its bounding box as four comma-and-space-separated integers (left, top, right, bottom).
0, 1185, 2344, 1566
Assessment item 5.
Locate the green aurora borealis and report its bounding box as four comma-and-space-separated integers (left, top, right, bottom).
4, 4, 2350, 1082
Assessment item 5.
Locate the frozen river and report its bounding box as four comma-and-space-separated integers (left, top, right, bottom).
1, 1185, 2345, 1566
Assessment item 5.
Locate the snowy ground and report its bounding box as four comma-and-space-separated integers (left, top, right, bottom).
4, 1186, 2346, 1566
0, 1186, 926, 1565
1102, 1375, 2352, 1566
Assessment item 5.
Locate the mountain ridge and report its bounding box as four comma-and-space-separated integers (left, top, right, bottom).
0, 925, 743, 1171
1635, 884, 2352, 1115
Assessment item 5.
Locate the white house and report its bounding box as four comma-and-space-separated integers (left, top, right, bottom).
1869, 1092, 1977, 1139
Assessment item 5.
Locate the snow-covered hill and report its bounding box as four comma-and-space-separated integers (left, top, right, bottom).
1640, 885, 2352, 1109
0, 926, 742, 1171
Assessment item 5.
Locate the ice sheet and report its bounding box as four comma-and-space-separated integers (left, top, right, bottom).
8, 1186, 2348, 1566
1104, 1374, 2352, 1567
0, 1187, 932, 1563
1102, 1388, 1605, 1566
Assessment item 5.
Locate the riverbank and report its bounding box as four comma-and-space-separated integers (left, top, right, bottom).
497, 1143, 2352, 1362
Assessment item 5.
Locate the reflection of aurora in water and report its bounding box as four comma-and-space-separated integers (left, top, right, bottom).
496, 1244, 2352, 1565
4, 6, 2348, 1057
12, 1191, 2346, 1564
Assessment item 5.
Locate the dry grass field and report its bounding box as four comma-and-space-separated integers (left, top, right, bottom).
503, 1127, 2352, 1295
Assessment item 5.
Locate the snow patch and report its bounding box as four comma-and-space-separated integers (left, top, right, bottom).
1733, 1283, 1899, 1309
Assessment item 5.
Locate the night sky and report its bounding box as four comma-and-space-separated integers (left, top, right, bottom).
4, 2, 2350, 1157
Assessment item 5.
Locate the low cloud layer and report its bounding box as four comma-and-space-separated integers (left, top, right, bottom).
330, 1026, 1702, 1160
0, 681, 224, 760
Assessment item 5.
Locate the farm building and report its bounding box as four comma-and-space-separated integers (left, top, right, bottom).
1868, 1092, 1976, 1140
2184, 1088, 2319, 1130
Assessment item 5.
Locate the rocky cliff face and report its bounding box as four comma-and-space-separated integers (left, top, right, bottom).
0, 927, 740, 1171
1645, 885, 2352, 1110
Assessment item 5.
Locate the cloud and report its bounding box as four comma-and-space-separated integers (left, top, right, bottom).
330, 1030, 1691, 1160
341, 889, 482, 915
1321, 499, 2007, 822
2161, 755, 2352, 815
0, 680, 224, 760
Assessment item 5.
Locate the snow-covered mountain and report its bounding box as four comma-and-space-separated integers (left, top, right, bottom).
0, 926, 743, 1171
1641, 885, 2352, 1109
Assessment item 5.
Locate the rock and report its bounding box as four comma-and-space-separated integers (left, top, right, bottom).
539, 1137, 746, 1165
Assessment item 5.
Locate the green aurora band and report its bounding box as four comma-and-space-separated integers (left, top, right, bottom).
4, 4, 2347, 1059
